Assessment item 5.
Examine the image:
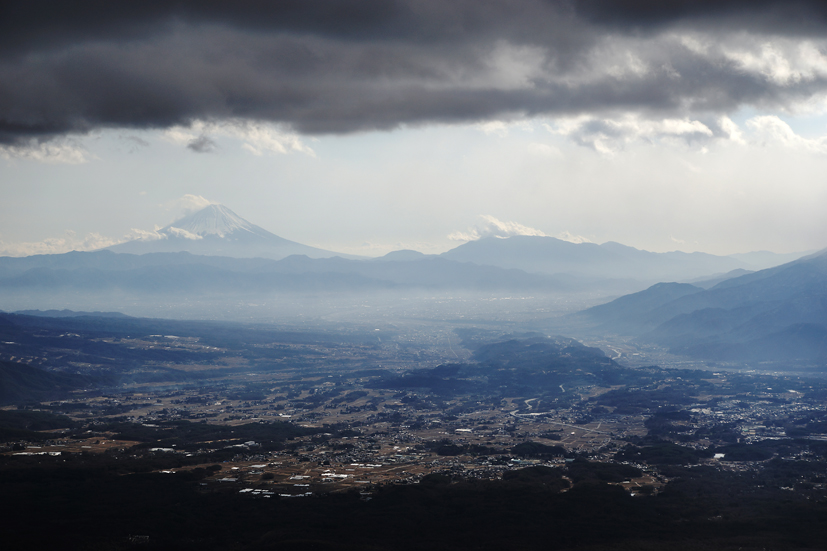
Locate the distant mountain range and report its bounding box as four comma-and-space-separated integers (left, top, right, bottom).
107, 204, 355, 260
0, 203, 816, 325
104, 204, 806, 282
569, 249, 827, 364
0, 249, 616, 295
13, 309, 133, 319
439, 235, 807, 282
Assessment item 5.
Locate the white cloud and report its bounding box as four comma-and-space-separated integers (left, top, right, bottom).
746, 115, 827, 153
448, 215, 547, 241
0, 137, 90, 164
448, 216, 592, 244
0, 222, 188, 256
166, 226, 203, 240
547, 115, 715, 155
542, 111, 827, 158
718, 116, 745, 144
163, 119, 315, 156
555, 231, 592, 244
162, 124, 200, 145
0, 231, 119, 256
724, 40, 827, 86
478, 120, 510, 137
228, 121, 315, 157
163, 194, 215, 216
125, 228, 165, 242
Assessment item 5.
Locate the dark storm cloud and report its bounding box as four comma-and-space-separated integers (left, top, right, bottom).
575, 0, 827, 34
2, 0, 827, 144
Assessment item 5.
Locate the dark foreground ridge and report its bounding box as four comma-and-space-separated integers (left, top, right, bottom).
3, 454, 827, 550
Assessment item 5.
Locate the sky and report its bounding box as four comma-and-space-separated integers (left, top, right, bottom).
3, 0, 827, 257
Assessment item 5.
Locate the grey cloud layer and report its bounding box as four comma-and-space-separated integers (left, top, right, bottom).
3, 0, 827, 143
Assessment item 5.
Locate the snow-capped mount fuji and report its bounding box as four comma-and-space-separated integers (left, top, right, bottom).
107, 204, 350, 259
166, 204, 264, 239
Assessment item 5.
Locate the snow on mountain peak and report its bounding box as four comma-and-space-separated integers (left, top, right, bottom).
107, 203, 351, 259
162, 204, 256, 238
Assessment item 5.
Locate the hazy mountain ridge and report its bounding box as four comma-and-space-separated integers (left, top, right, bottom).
14, 309, 133, 319
439, 235, 803, 282
9, 204, 804, 287
0, 261, 397, 294
685, 268, 754, 289
567, 282, 704, 334
0, 249, 644, 297
104, 204, 806, 280
0, 250, 282, 279
574, 249, 827, 364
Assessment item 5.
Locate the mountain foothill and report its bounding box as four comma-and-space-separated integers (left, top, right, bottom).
569, 250, 827, 365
